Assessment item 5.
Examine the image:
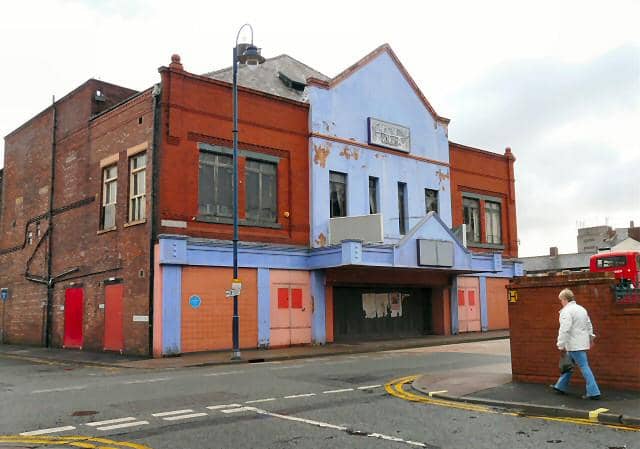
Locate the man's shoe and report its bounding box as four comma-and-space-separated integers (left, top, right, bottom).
581, 394, 601, 400
549, 385, 566, 395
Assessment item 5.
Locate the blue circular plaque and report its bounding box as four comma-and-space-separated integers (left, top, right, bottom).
189, 295, 202, 309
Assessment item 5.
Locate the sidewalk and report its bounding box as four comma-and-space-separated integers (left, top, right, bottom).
0, 330, 509, 369
412, 363, 640, 427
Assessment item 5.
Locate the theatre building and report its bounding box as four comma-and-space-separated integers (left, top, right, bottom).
0, 44, 521, 356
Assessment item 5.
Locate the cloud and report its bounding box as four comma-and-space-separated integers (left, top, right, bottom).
446, 45, 640, 256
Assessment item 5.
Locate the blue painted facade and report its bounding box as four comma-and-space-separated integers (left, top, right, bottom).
153, 45, 523, 355
308, 51, 452, 246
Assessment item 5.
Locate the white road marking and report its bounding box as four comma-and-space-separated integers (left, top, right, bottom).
245, 398, 277, 404
151, 409, 194, 417
249, 407, 346, 430
31, 386, 86, 394
220, 407, 253, 414
123, 377, 171, 384
323, 388, 354, 394
247, 407, 428, 447
163, 412, 208, 421
284, 393, 316, 399
357, 384, 382, 390
86, 417, 137, 427
206, 403, 242, 410
96, 420, 149, 431
20, 426, 76, 436
203, 370, 243, 377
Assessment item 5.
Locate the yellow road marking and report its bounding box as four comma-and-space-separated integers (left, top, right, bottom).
0, 435, 153, 449
385, 375, 640, 433
588, 407, 609, 421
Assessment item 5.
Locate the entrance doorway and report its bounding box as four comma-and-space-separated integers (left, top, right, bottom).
333, 287, 431, 341
104, 283, 124, 352
63, 287, 84, 349
270, 271, 312, 347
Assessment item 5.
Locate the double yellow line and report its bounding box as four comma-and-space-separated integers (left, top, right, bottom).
385, 375, 640, 432
0, 435, 152, 449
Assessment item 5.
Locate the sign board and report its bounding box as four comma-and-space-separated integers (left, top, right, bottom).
508, 290, 518, 303
0, 288, 8, 302
189, 295, 202, 309
368, 117, 411, 152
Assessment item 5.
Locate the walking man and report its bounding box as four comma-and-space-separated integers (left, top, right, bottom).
552, 288, 601, 399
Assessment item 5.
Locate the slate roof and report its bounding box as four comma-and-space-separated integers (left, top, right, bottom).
204, 54, 330, 103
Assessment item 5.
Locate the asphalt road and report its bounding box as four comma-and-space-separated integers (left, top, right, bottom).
0, 340, 636, 449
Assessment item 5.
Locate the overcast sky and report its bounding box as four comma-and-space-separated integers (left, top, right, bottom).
1, 0, 638, 257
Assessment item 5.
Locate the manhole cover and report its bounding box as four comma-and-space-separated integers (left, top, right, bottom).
71, 410, 98, 417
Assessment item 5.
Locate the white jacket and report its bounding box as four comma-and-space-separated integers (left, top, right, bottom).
557, 301, 595, 351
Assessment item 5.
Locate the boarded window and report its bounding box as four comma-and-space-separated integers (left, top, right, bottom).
369, 177, 379, 214
425, 188, 438, 214
101, 165, 117, 229
246, 159, 277, 223
485, 201, 501, 244
329, 171, 347, 218
398, 182, 407, 235
463, 197, 480, 243
199, 152, 233, 217
128, 153, 146, 222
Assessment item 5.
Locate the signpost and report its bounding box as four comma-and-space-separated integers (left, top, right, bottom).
0, 288, 7, 344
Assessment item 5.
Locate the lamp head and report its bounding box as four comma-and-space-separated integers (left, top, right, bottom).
238, 44, 265, 65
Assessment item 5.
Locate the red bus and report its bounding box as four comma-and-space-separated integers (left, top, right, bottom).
590, 251, 640, 287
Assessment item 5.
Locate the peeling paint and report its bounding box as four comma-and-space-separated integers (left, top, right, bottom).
436, 168, 450, 184
314, 232, 327, 247
313, 144, 331, 168
322, 120, 336, 134
339, 146, 360, 160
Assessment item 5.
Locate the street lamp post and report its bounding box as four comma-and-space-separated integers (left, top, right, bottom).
231, 24, 265, 360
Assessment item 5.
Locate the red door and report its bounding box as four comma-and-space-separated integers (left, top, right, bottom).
63, 288, 84, 349
104, 284, 124, 352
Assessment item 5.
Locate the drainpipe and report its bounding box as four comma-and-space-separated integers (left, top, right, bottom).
147, 83, 162, 356
44, 96, 57, 347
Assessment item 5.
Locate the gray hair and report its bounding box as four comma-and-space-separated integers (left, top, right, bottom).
559, 288, 575, 301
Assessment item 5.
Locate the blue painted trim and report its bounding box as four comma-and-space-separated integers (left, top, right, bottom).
310, 270, 327, 344
257, 268, 271, 348
157, 236, 520, 279
451, 277, 459, 335
162, 265, 182, 355
479, 276, 488, 331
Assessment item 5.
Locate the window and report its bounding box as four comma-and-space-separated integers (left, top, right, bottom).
199, 152, 233, 217
128, 153, 146, 222
595, 256, 627, 269
369, 177, 379, 214
425, 188, 438, 214
485, 201, 502, 244
329, 171, 347, 218
101, 165, 117, 229
398, 182, 407, 235
246, 159, 277, 223
463, 197, 480, 243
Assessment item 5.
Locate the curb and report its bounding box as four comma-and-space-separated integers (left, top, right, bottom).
411, 380, 640, 428
1, 334, 510, 370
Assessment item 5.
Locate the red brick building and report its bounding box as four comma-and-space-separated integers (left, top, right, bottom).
1, 46, 522, 356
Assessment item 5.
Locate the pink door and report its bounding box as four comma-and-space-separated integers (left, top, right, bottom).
63, 288, 84, 349
270, 284, 312, 347
289, 287, 311, 345
466, 289, 481, 331
457, 289, 468, 332
104, 284, 124, 352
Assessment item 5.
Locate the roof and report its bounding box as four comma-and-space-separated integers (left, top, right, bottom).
307, 44, 449, 125
521, 252, 593, 273
204, 54, 329, 103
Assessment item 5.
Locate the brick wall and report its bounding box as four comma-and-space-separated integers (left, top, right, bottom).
156, 59, 310, 246
509, 272, 640, 391
449, 143, 518, 258
0, 79, 153, 355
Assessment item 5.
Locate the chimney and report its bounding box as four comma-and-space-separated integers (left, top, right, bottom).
550, 247, 559, 257
631, 220, 635, 228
